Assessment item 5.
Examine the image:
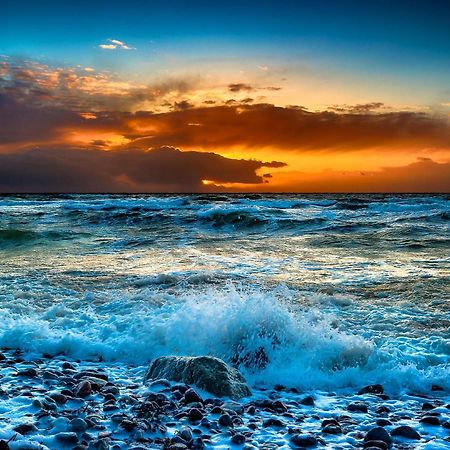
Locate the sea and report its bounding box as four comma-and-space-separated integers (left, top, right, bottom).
0, 194, 449, 395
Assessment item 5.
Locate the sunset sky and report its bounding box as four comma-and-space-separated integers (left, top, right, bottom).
1, 0, 449, 192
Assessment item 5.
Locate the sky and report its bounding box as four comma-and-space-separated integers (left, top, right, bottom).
0, 0, 449, 192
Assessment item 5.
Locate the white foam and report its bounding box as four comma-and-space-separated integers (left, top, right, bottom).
1, 284, 448, 393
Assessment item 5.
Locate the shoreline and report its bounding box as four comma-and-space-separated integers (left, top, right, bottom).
0, 350, 449, 449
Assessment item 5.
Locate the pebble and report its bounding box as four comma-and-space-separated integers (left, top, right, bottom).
55, 432, 79, 444
290, 434, 318, 447
75, 380, 92, 397
70, 418, 89, 432
17, 368, 38, 378
300, 395, 315, 406
322, 424, 342, 434
218, 413, 233, 427
231, 433, 246, 444
376, 418, 392, 426
48, 392, 67, 404
347, 401, 368, 413
363, 441, 388, 450
391, 425, 421, 440
364, 427, 392, 447
420, 415, 440, 425
262, 418, 284, 427
13, 423, 37, 434
358, 384, 384, 395
184, 388, 203, 404
188, 408, 204, 422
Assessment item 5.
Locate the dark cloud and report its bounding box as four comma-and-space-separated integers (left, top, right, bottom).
228, 83, 254, 93
2, 84, 450, 155
173, 100, 194, 111
0, 146, 286, 193
227, 83, 282, 93
328, 102, 385, 113
125, 104, 450, 152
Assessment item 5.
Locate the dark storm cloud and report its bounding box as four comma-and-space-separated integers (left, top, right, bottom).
0, 146, 286, 193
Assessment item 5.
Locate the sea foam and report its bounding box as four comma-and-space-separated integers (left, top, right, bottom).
0, 284, 448, 393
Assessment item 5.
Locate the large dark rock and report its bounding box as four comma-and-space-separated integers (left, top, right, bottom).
364, 427, 392, 447
144, 356, 251, 400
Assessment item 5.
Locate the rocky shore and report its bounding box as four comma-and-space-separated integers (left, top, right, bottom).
0, 350, 449, 450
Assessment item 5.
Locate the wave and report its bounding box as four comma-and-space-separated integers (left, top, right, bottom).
0, 284, 448, 393
197, 206, 269, 228
0, 228, 75, 249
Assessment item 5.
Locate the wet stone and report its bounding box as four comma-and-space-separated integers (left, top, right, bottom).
363, 441, 389, 450
375, 418, 391, 427
55, 432, 79, 444
68, 418, 88, 432
188, 408, 204, 422
290, 434, 318, 447
17, 368, 38, 378
391, 425, 421, 440
347, 401, 368, 413
420, 416, 440, 425
422, 402, 434, 411
184, 388, 203, 404
376, 406, 391, 414
49, 392, 68, 404
364, 427, 392, 447
358, 384, 384, 395
218, 413, 233, 427
13, 423, 37, 434
300, 395, 315, 406
263, 418, 284, 428
231, 433, 246, 444
322, 424, 342, 434
75, 380, 92, 397
321, 418, 339, 428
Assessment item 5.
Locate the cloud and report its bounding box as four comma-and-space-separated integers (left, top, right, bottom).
329, 102, 385, 113
0, 58, 199, 112
173, 100, 194, 111
228, 83, 282, 93
0, 146, 286, 193
122, 104, 450, 152
2, 82, 450, 156
228, 83, 254, 93
99, 39, 135, 50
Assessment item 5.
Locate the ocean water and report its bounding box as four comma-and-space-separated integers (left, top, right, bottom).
0, 194, 449, 394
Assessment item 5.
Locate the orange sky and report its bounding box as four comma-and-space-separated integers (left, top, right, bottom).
0, 58, 449, 192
